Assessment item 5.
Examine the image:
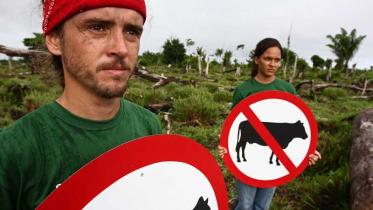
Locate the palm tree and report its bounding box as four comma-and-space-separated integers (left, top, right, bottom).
236, 44, 245, 50
222, 50, 232, 72
235, 44, 245, 77
310, 55, 325, 70
326, 28, 366, 72
236, 44, 245, 65
214, 48, 223, 72
185, 38, 195, 55
185, 38, 195, 72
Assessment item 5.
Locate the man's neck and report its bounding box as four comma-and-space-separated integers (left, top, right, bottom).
57, 84, 121, 121
254, 74, 276, 84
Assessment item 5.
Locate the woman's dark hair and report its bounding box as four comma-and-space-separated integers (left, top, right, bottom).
251, 38, 283, 78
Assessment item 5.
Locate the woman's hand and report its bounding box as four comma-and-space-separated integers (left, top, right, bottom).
218, 145, 228, 159
309, 150, 321, 165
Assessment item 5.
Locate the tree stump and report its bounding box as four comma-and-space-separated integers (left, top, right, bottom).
350, 108, 373, 210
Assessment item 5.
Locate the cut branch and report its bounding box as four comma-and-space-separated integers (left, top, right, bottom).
145, 102, 173, 113
0, 44, 50, 58
296, 80, 373, 93
361, 79, 370, 96
351, 96, 373, 100
134, 67, 196, 88
163, 112, 172, 134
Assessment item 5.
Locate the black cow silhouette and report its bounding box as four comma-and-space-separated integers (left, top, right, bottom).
193, 196, 211, 210
235, 120, 308, 165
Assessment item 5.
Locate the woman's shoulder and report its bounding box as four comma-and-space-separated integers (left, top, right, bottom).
236, 78, 256, 91
274, 78, 296, 93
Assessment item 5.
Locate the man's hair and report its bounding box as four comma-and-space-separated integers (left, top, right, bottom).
50, 25, 65, 87
42, 0, 65, 87
251, 38, 284, 78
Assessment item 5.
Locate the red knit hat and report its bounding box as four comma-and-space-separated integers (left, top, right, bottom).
43, 0, 146, 34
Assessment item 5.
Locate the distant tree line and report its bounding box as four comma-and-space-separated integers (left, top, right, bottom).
1, 27, 368, 80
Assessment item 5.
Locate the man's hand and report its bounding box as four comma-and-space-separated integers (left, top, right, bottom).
218, 145, 227, 159
308, 150, 321, 165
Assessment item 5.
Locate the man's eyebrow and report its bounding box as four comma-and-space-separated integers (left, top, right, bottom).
125, 23, 143, 33
79, 18, 143, 32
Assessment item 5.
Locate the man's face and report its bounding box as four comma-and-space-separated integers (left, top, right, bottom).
255, 47, 282, 78
49, 7, 144, 98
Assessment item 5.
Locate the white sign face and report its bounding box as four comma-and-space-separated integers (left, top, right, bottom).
227, 99, 311, 180
84, 161, 218, 210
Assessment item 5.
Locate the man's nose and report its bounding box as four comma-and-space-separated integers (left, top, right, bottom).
107, 30, 128, 58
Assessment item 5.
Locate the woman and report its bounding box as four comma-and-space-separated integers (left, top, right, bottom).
219, 38, 321, 210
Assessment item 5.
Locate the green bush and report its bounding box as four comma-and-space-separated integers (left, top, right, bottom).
274, 165, 350, 210
2, 78, 30, 106
0, 76, 50, 106
0, 112, 14, 127
173, 91, 221, 124
23, 90, 58, 112
125, 87, 168, 107
322, 87, 349, 99
173, 125, 219, 149
306, 121, 351, 175
204, 82, 220, 93
213, 90, 232, 103
169, 86, 200, 99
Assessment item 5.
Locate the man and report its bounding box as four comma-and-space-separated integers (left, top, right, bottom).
0, 1, 161, 209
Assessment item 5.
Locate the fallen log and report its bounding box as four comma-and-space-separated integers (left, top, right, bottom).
361, 79, 370, 96
351, 96, 373, 100
145, 102, 172, 113
296, 80, 373, 93
134, 67, 196, 88
163, 112, 172, 134
0, 44, 196, 88
0, 44, 49, 58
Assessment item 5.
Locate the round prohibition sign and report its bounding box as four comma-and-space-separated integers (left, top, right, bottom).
37, 135, 228, 210
220, 90, 318, 188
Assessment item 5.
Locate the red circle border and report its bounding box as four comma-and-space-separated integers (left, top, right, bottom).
220, 90, 318, 188
37, 134, 229, 210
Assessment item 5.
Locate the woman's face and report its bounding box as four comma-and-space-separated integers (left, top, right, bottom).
255, 46, 282, 79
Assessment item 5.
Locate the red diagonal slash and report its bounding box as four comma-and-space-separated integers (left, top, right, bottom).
241, 108, 297, 173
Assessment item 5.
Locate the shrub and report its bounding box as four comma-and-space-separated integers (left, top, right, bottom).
173, 125, 219, 149
23, 90, 59, 112
125, 87, 168, 107
173, 91, 221, 124
2, 78, 30, 106
204, 82, 220, 93
213, 90, 232, 103
0, 112, 13, 127
275, 166, 350, 210
169, 86, 200, 99
322, 87, 349, 99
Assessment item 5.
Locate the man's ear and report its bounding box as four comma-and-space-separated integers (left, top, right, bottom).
254, 56, 259, 65
45, 32, 62, 56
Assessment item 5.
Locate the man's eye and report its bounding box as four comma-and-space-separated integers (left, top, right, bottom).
124, 29, 142, 42
89, 24, 107, 32
126, 29, 141, 36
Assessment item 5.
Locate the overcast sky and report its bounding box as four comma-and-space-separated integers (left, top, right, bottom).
0, 0, 372, 69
